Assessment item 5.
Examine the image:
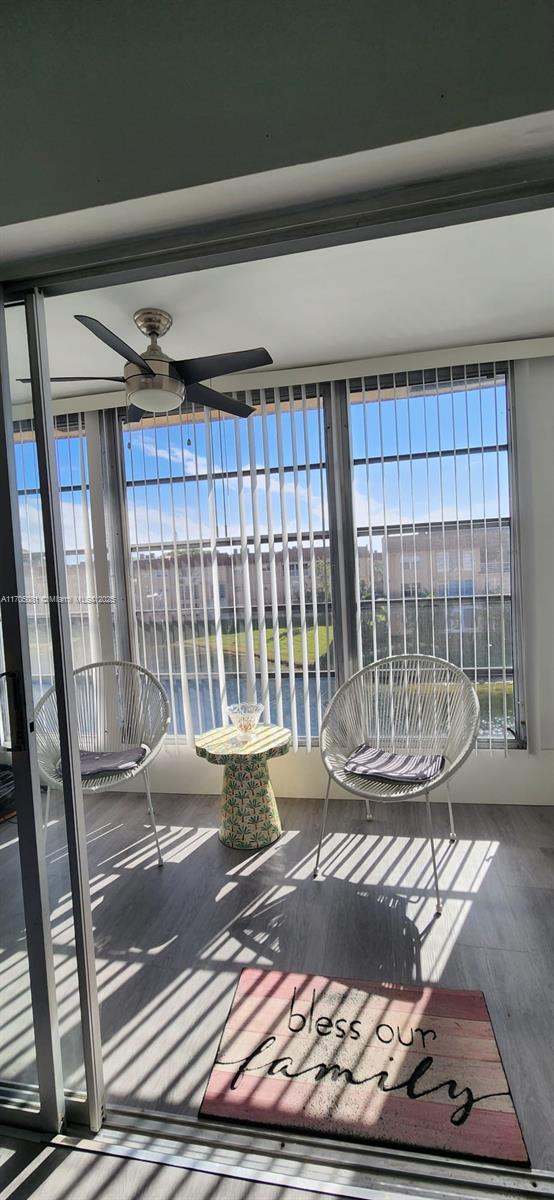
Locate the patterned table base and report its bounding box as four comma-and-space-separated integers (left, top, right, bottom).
220, 759, 282, 849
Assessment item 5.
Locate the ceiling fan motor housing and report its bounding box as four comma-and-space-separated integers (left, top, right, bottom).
124, 353, 186, 413
125, 309, 185, 413
133, 307, 173, 340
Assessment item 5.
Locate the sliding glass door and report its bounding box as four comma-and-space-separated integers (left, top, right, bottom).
0, 294, 65, 1130
0, 291, 104, 1132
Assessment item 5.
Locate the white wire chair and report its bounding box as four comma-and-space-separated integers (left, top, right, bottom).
315, 654, 480, 914
34, 661, 170, 865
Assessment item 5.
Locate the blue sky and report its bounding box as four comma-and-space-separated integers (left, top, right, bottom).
15, 384, 509, 552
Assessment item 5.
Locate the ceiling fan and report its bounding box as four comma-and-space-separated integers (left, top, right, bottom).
18, 307, 272, 420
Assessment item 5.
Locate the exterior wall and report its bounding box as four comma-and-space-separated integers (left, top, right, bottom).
384, 526, 511, 600
130, 546, 332, 611
128, 526, 509, 614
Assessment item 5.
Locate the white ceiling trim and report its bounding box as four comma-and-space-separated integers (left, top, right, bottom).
206, 336, 554, 391
11, 335, 554, 420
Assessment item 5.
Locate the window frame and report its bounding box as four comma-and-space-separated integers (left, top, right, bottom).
505, 364, 527, 747
118, 388, 335, 747
342, 362, 525, 750
14, 360, 522, 748
113, 362, 525, 750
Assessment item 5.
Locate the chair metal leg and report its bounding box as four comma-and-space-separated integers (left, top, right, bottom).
313, 777, 331, 878
364, 797, 373, 821
144, 770, 164, 866
446, 781, 456, 843
425, 794, 442, 916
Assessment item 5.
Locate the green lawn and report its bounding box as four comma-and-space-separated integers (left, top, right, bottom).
183, 626, 334, 668
475, 679, 513, 697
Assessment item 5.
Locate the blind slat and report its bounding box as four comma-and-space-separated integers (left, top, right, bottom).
260, 392, 284, 727
247, 402, 270, 721
205, 411, 228, 724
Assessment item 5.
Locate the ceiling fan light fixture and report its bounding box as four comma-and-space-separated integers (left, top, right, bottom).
124, 355, 185, 414
126, 381, 185, 414
133, 390, 181, 414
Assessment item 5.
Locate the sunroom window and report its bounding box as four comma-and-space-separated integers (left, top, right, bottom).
122, 385, 334, 749
348, 364, 517, 747
4, 363, 520, 754
8, 414, 97, 701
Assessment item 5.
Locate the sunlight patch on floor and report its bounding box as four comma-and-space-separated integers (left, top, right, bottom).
226, 829, 300, 877
215, 881, 238, 901
160, 826, 218, 864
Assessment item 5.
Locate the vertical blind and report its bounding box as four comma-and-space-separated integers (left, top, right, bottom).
0, 414, 98, 703
123, 386, 334, 749
123, 362, 517, 749
1, 366, 519, 751
2, 360, 518, 748
348, 364, 514, 750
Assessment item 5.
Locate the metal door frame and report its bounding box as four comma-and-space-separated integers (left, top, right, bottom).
0, 290, 64, 1132
24, 290, 105, 1132
0, 289, 105, 1134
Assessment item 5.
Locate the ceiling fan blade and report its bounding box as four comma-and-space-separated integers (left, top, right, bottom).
17, 375, 125, 384
173, 347, 272, 385
186, 382, 255, 418
75, 315, 155, 376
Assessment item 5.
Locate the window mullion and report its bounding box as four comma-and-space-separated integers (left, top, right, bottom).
506, 365, 527, 747
323, 380, 360, 687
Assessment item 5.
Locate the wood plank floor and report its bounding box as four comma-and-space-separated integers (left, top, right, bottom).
1, 792, 553, 1171
0, 1132, 318, 1200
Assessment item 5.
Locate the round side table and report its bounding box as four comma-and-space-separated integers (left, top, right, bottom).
195, 724, 291, 849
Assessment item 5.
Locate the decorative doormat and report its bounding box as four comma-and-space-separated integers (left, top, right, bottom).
200, 968, 528, 1165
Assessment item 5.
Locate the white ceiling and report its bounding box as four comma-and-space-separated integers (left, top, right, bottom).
7, 208, 554, 404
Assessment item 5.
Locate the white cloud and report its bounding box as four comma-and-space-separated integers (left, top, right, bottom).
139, 432, 208, 475
19, 495, 93, 555
353, 486, 473, 529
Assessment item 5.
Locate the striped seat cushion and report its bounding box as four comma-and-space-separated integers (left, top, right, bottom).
79, 747, 146, 777
56, 746, 147, 779
344, 744, 445, 783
